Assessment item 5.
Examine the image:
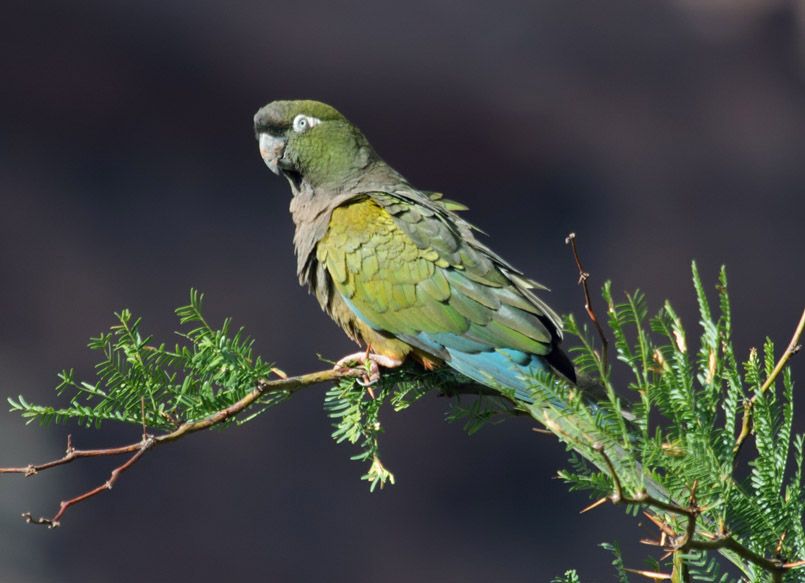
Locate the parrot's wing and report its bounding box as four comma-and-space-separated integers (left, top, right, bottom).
375, 189, 562, 329
316, 192, 575, 397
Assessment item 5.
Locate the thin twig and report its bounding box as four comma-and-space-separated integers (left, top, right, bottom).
759, 308, 805, 394
565, 233, 609, 373
22, 436, 156, 528
0, 441, 146, 476
734, 307, 805, 454
1, 367, 364, 526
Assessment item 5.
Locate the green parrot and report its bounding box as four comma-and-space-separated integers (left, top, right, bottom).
254, 99, 574, 400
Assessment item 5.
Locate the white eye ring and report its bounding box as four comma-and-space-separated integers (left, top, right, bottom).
292, 114, 321, 133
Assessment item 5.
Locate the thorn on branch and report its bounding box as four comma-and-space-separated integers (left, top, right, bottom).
531, 427, 553, 435
140, 396, 147, 440
269, 367, 288, 379
579, 496, 607, 514
623, 567, 672, 580
784, 559, 805, 569
643, 511, 677, 538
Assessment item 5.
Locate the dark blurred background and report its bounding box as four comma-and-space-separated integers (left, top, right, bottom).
1, 1, 803, 581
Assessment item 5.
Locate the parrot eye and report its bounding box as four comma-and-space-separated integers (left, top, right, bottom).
292, 114, 321, 133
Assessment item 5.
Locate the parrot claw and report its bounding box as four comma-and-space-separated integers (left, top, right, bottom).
334, 352, 403, 387
356, 375, 378, 388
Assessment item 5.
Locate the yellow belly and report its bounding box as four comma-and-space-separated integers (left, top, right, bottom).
317, 197, 441, 369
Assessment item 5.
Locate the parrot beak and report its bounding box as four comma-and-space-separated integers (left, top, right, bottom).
258, 133, 287, 175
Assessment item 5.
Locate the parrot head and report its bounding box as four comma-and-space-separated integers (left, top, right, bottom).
254, 100, 378, 191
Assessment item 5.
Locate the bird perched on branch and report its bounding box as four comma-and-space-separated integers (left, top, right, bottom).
254, 100, 574, 401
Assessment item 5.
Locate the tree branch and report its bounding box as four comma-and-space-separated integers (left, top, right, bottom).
22, 436, 156, 528
1, 367, 363, 527
1, 365, 507, 527
593, 444, 805, 577
1, 239, 801, 583
733, 307, 805, 454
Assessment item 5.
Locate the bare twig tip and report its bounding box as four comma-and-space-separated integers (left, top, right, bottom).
565, 232, 609, 371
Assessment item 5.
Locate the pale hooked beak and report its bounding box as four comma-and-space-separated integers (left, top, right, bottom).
258, 133, 287, 175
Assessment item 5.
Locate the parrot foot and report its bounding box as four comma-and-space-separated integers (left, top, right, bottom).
334, 352, 403, 387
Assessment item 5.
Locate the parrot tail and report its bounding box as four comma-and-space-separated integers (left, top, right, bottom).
443, 348, 568, 403
441, 347, 634, 421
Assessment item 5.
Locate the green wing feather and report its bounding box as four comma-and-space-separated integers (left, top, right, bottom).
316, 192, 564, 366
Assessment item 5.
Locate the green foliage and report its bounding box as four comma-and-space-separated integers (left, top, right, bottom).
558, 263, 805, 581
6, 266, 803, 581
324, 374, 396, 491
8, 290, 285, 430
600, 542, 631, 583
548, 544, 631, 583
444, 393, 511, 435
324, 365, 465, 490
682, 550, 729, 582
4, 287, 490, 493
550, 570, 582, 583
